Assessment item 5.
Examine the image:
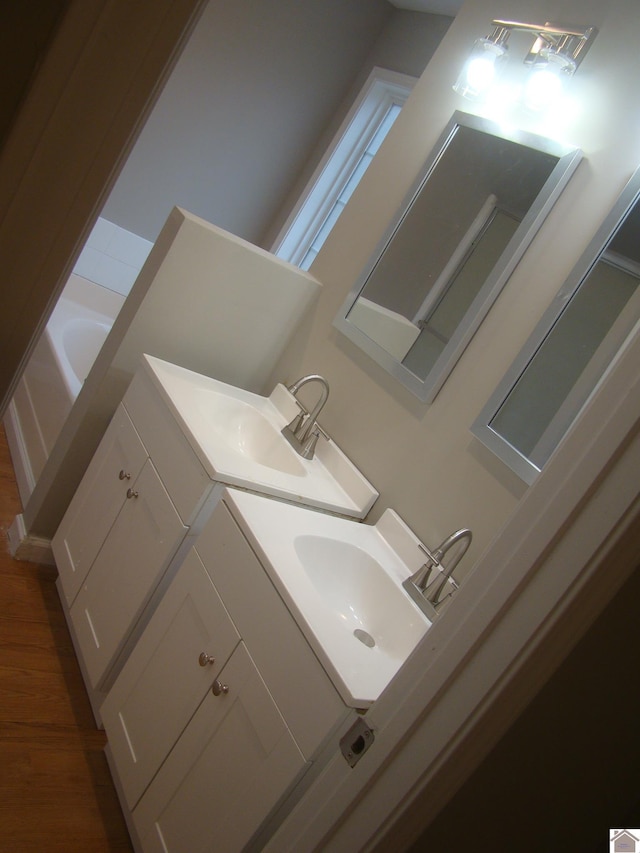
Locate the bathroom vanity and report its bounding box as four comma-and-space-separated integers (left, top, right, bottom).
52, 355, 378, 708
51, 355, 439, 851
102, 493, 349, 851
98, 485, 433, 852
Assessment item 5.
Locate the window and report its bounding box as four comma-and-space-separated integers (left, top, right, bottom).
272, 67, 415, 270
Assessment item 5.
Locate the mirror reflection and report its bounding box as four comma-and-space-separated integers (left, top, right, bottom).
473, 169, 640, 484
334, 112, 581, 402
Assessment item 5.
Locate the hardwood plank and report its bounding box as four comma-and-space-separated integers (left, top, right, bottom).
0, 666, 96, 727
0, 425, 133, 851
0, 553, 58, 583
0, 573, 68, 624
0, 616, 79, 667
0, 719, 107, 750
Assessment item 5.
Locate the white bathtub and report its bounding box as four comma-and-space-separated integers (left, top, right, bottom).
46, 298, 112, 401
4, 275, 123, 504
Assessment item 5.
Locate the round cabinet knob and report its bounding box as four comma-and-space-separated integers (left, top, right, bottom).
126, 488, 138, 499
118, 469, 131, 481
198, 652, 215, 667
211, 680, 229, 696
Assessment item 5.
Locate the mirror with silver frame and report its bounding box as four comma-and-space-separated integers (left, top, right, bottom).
471, 167, 640, 485
333, 111, 582, 402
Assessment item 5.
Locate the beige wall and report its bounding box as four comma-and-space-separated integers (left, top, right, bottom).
266, 0, 640, 575
263, 8, 453, 249
101, 0, 393, 244
101, 1, 450, 247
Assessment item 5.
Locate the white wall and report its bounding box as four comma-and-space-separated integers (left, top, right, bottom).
265, 0, 640, 576
73, 217, 153, 297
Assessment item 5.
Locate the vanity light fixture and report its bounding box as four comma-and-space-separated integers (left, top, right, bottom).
452, 24, 510, 100
454, 19, 597, 106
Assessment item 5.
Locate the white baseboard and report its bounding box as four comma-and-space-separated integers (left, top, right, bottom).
7, 513, 55, 565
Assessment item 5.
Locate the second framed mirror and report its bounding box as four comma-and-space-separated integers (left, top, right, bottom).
472, 167, 640, 484
334, 111, 582, 402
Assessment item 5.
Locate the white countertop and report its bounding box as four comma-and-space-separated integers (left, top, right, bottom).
224, 488, 431, 708
140, 355, 378, 519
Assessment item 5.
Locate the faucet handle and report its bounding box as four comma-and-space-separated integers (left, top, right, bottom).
285, 408, 307, 436
423, 529, 471, 607
300, 423, 329, 459
418, 542, 440, 566
312, 423, 329, 442
409, 544, 442, 592
424, 570, 459, 609
281, 374, 330, 456
404, 535, 468, 617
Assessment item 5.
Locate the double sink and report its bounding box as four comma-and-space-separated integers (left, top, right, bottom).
142, 355, 433, 706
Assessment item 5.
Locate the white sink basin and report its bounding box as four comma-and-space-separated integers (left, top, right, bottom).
140, 355, 378, 518
194, 387, 305, 476
224, 489, 431, 707
294, 534, 426, 661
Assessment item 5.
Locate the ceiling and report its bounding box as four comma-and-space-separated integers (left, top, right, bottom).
388, 0, 463, 16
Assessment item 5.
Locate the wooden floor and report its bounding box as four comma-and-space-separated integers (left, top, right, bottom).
0, 426, 134, 852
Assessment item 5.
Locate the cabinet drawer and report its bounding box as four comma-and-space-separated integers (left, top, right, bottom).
53, 404, 148, 606
123, 370, 210, 523
101, 548, 240, 809
194, 500, 347, 759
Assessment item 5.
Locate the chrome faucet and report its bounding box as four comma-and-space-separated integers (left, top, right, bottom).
403, 528, 472, 616
281, 374, 330, 459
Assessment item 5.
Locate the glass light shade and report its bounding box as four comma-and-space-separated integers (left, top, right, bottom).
523, 50, 576, 111
453, 38, 508, 100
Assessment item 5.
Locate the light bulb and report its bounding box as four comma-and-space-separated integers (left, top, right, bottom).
466, 56, 498, 92
453, 38, 508, 100
523, 51, 576, 111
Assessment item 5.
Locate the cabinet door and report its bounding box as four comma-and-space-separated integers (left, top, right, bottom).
101, 549, 240, 809
52, 405, 148, 606
133, 643, 307, 853
70, 459, 187, 690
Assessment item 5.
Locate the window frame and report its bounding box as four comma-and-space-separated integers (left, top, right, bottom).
271, 67, 416, 269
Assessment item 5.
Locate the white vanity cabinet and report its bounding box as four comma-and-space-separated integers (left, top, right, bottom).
102, 496, 349, 853
50, 353, 379, 850
69, 456, 189, 691
53, 404, 148, 607
100, 547, 242, 810
52, 370, 213, 698
131, 643, 307, 853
